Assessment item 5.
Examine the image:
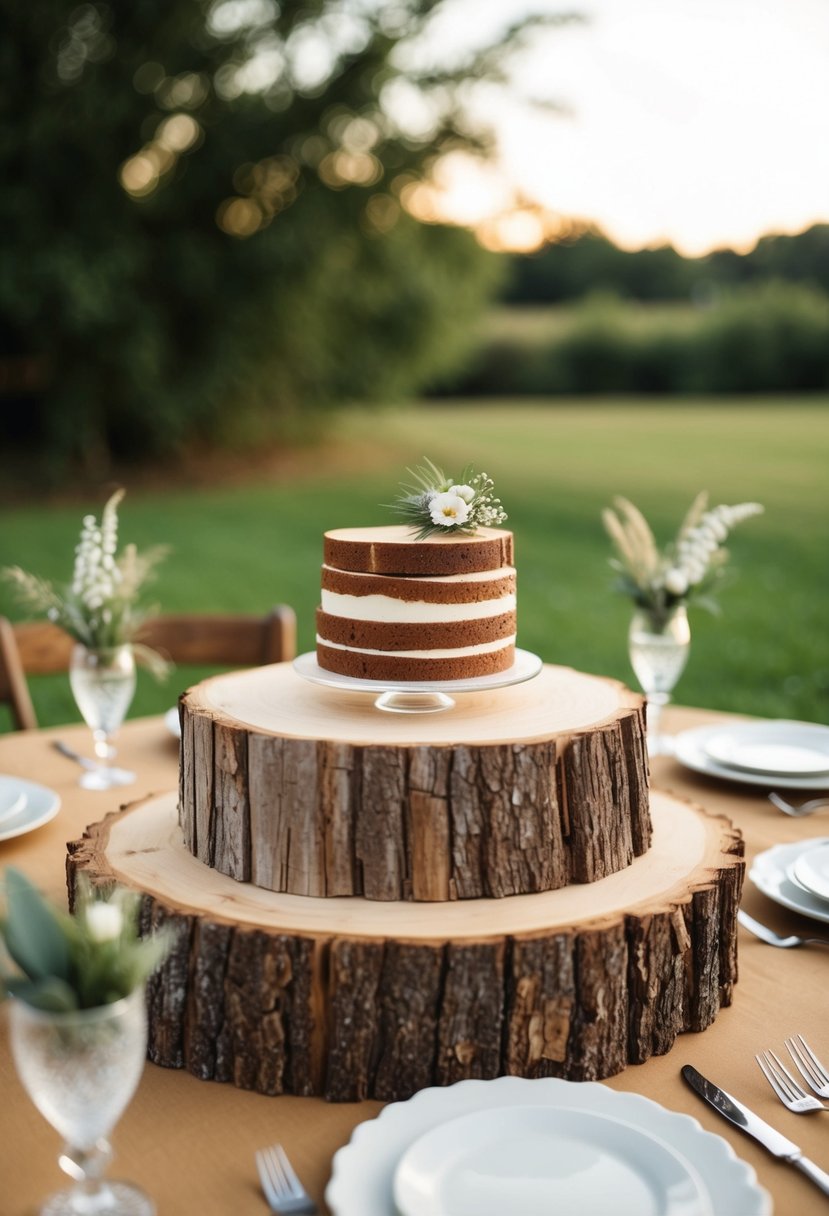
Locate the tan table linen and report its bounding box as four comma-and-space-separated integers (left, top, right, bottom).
1, 707, 828, 1215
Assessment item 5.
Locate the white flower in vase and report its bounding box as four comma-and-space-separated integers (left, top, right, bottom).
603, 491, 764, 755
602, 491, 764, 627
84, 899, 124, 943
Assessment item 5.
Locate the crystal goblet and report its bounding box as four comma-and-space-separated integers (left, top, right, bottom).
9, 987, 154, 1215
628, 604, 690, 756
68, 644, 136, 789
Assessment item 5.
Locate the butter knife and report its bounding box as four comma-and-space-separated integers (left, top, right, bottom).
682, 1064, 829, 1197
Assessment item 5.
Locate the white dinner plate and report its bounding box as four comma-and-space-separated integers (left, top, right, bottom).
702, 720, 829, 777
672, 723, 829, 790
393, 1105, 708, 1216
164, 706, 182, 739
0, 775, 27, 824
750, 837, 829, 924
0, 777, 61, 843
792, 843, 829, 902
325, 1076, 769, 1216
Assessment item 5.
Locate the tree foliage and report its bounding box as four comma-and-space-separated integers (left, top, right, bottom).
502, 222, 829, 304
2, 0, 561, 475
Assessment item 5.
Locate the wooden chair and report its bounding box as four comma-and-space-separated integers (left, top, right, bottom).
0, 607, 297, 731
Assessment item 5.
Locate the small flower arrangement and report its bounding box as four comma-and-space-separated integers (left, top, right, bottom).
390, 458, 508, 539
602, 492, 764, 628
0, 868, 171, 1011
3, 489, 169, 674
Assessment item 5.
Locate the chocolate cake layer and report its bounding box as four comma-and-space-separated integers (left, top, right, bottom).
316, 609, 516, 652
316, 641, 515, 682
321, 565, 516, 606
324, 525, 514, 577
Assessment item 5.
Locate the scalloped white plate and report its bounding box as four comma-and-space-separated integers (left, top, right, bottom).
393, 1104, 709, 1216
793, 843, 829, 901
325, 1077, 769, 1216
703, 721, 829, 777
0, 776, 26, 824
673, 723, 829, 790
0, 776, 60, 843
750, 837, 829, 923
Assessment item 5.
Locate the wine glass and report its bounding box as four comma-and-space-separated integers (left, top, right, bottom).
68, 644, 136, 789
9, 988, 154, 1215
628, 605, 691, 756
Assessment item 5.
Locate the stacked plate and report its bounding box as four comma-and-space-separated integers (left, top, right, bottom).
325, 1076, 769, 1216
751, 836, 829, 925
672, 720, 829, 790
0, 774, 61, 842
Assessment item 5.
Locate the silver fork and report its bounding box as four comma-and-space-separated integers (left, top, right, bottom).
757, 1049, 829, 1114
255, 1144, 318, 1215
787, 1035, 829, 1098
769, 792, 829, 818
738, 909, 829, 949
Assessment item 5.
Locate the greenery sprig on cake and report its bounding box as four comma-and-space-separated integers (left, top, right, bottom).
390, 458, 508, 539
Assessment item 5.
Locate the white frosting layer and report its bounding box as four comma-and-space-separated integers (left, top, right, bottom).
322, 564, 515, 584
321, 590, 516, 623
316, 635, 516, 659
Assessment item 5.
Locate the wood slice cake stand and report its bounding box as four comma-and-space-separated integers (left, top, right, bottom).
67, 790, 743, 1102
178, 662, 650, 901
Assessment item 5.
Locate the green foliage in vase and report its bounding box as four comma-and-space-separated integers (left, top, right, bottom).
2, 490, 169, 673
0, 869, 172, 1011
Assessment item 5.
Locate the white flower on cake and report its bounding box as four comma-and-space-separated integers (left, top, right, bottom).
390, 458, 508, 539
602, 492, 764, 628
429, 492, 470, 527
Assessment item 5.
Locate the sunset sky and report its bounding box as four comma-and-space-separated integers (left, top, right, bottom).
416, 0, 829, 256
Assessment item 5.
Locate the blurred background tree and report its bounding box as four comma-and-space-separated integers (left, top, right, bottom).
2, 0, 568, 479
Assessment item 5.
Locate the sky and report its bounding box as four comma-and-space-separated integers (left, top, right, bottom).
413, 0, 829, 256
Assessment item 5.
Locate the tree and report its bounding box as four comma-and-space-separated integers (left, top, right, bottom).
1, 0, 559, 476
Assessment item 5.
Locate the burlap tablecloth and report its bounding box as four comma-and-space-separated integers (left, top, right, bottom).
1, 706, 827, 1214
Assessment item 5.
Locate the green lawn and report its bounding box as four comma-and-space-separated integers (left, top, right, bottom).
1, 398, 827, 731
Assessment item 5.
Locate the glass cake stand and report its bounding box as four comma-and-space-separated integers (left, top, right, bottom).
292, 649, 543, 713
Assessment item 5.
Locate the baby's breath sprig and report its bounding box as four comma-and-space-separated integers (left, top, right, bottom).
2, 490, 169, 674
389, 458, 508, 539
602, 493, 764, 628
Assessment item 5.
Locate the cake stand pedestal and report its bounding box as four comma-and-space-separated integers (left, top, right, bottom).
67, 790, 743, 1102
292, 648, 543, 713
178, 661, 650, 901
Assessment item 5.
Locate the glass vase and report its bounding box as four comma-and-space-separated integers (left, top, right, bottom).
628, 604, 691, 756
68, 644, 136, 790
9, 988, 154, 1215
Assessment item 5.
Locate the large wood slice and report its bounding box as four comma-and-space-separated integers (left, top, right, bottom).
67, 790, 743, 1102
178, 662, 650, 901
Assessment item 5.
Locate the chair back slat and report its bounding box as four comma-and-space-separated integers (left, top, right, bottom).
0, 617, 38, 730
137, 609, 296, 666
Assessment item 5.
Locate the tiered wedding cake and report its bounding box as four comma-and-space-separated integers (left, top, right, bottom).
68, 463, 743, 1102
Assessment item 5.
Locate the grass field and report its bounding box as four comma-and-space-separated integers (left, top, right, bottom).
1, 398, 827, 731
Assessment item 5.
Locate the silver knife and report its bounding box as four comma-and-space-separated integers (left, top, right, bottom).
682, 1064, 829, 1198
